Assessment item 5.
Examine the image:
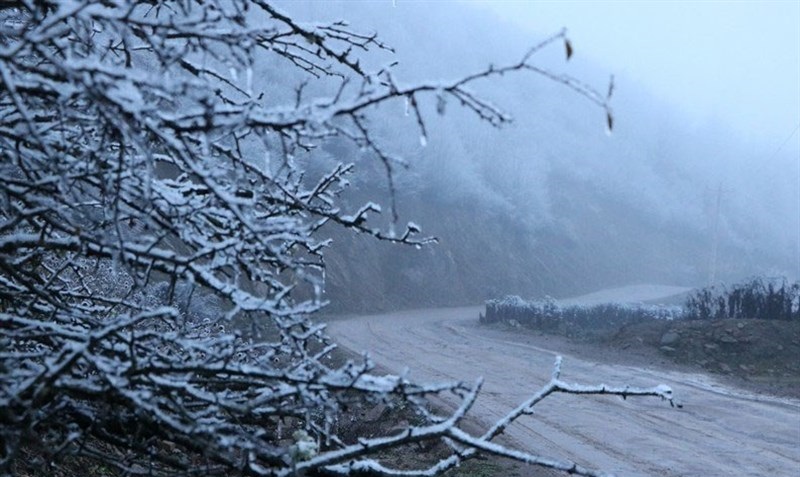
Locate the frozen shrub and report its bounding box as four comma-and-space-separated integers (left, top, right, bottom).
685, 277, 799, 321
0, 2, 671, 476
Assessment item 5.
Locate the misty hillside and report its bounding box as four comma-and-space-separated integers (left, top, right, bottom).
274, 1, 797, 313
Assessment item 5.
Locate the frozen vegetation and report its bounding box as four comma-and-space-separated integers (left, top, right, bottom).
482, 295, 684, 332
483, 278, 799, 336
0, 2, 682, 476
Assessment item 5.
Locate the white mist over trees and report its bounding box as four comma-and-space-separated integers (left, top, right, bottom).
0, 1, 682, 476
281, 1, 797, 312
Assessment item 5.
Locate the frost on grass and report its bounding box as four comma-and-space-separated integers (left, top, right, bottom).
0, 2, 649, 476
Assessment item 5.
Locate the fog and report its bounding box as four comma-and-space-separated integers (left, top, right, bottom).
273, 1, 799, 312
478, 1, 800, 147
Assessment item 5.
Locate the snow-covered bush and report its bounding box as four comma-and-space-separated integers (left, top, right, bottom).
1, 2, 672, 476
685, 277, 799, 321
484, 296, 684, 335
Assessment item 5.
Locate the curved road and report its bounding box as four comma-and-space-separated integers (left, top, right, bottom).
327, 288, 800, 476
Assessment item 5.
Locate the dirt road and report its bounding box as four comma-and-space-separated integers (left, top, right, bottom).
326, 289, 800, 476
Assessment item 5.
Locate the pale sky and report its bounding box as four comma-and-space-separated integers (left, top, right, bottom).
473, 0, 800, 153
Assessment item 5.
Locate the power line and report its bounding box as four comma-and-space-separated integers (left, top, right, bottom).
766, 122, 799, 162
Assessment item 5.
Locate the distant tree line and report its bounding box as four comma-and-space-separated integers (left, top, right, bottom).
481, 296, 682, 338
483, 277, 800, 331
684, 277, 799, 322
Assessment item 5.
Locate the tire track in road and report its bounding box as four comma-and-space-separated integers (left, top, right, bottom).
327, 305, 800, 476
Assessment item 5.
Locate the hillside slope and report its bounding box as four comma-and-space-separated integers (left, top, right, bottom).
275, 1, 797, 312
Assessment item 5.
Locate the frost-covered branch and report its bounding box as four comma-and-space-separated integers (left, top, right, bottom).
314, 357, 673, 477
0, 1, 639, 476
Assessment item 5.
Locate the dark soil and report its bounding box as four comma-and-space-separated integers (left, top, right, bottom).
491, 318, 800, 399
605, 318, 800, 398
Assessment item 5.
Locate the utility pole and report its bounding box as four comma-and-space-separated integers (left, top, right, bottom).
708, 183, 723, 287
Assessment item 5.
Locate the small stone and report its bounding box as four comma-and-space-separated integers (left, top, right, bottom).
737, 323, 745, 329
387, 419, 410, 436
777, 344, 784, 351
720, 363, 732, 373
719, 335, 737, 344
704, 343, 719, 351
660, 346, 676, 353
363, 404, 388, 422
660, 331, 680, 346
